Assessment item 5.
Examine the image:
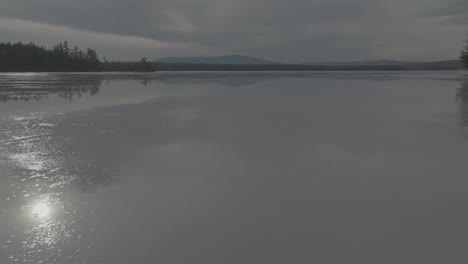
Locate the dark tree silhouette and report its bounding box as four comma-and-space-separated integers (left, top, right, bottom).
461, 39, 468, 69
140, 57, 156, 72
102, 58, 157, 72
0, 41, 103, 72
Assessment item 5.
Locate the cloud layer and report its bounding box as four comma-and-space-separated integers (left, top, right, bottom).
0, 0, 466, 61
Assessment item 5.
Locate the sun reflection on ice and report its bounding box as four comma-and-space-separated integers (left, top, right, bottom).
32, 202, 52, 219
1, 112, 93, 263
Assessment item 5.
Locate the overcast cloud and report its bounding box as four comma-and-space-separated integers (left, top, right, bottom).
0, 0, 466, 62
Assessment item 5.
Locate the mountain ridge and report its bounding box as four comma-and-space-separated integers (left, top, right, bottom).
303, 59, 461, 66
153, 55, 462, 70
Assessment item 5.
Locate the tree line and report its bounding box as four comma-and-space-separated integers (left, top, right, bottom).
0, 41, 156, 72
0, 41, 103, 72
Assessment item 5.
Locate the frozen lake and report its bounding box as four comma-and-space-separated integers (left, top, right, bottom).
1, 71, 468, 264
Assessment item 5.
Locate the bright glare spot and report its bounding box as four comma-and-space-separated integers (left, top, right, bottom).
32, 203, 51, 219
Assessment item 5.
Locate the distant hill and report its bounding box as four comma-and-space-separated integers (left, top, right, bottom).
152, 57, 463, 71
305, 60, 411, 66
155, 55, 276, 65
304, 60, 463, 69
403, 60, 463, 70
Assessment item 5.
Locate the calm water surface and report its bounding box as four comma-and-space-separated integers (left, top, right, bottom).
1, 71, 468, 264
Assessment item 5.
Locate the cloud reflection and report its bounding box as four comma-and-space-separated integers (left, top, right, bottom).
1, 72, 467, 264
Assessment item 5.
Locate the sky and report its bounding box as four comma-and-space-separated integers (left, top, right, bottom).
0, 0, 467, 62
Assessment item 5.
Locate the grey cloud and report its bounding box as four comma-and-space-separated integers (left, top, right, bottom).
0, 0, 464, 61
429, 0, 468, 24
